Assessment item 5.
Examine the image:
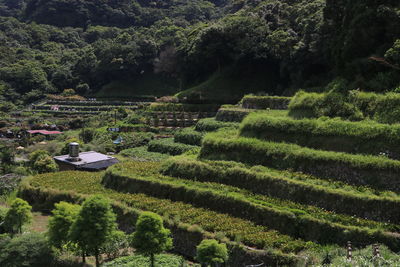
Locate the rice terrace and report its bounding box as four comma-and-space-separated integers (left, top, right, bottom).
1, 0, 400, 266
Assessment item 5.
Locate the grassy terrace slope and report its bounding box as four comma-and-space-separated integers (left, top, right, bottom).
104, 162, 400, 251
19, 170, 307, 266
161, 155, 400, 223
240, 114, 400, 159
200, 130, 400, 192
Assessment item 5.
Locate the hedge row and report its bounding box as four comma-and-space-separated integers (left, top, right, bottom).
194, 118, 239, 132
148, 138, 198, 155
240, 113, 400, 159
174, 128, 204, 146
105, 164, 400, 250
19, 170, 303, 265
147, 103, 220, 112
34, 105, 138, 111
288, 90, 400, 124
200, 130, 400, 192
216, 108, 252, 122
241, 95, 291, 110
161, 156, 400, 223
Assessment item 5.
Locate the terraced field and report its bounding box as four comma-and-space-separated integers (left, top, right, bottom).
19, 95, 400, 266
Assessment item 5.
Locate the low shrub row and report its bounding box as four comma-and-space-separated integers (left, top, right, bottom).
215, 108, 251, 122
147, 103, 220, 112
34, 105, 138, 112
288, 90, 400, 124
240, 114, 400, 159
194, 118, 239, 132
174, 128, 204, 146
119, 146, 171, 162
148, 138, 198, 155
19, 170, 304, 265
200, 130, 400, 192
105, 163, 400, 250
241, 95, 291, 110
161, 156, 400, 223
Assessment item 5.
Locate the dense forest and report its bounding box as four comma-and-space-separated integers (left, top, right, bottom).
0, 0, 399, 106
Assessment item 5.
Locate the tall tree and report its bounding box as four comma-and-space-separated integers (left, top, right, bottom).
48, 201, 80, 250
130, 212, 173, 267
4, 198, 32, 234
69, 195, 118, 267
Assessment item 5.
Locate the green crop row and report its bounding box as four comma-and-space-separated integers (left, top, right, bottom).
174, 128, 204, 146
161, 155, 400, 223
20, 170, 309, 257
105, 162, 400, 251
215, 108, 252, 122
148, 138, 199, 155
194, 118, 239, 132
241, 95, 291, 110
240, 113, 400, 159
288, 90, 400, 124
200, 130, 400, 192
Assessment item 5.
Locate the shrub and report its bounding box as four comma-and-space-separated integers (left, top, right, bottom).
195, 118, 239, 132
0, 233, 55, 267
147, 138, 198, 156
102, 254, 188, 267
174, 128, 203, 146
196, 239, 228, 266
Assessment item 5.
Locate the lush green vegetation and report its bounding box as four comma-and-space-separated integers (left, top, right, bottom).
21, 170, 310, 258
161, 155, 400, 223
200, 130, 400, 192
174, 128, 204, 146
148, 138, 198, 156
194, 118, 239, 132
1, 0, 399, 107
289, 90, 400, 124
105, 162, 400, 250
119, 146, 171, 162
240, 113, 400, 158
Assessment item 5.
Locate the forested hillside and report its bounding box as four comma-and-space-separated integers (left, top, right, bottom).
0, 0, 399, 107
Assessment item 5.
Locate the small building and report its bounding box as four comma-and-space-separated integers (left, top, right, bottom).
54, 142, 119, 171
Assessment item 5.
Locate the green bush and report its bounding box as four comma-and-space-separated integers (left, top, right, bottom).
195, 118, 239, 132
161, 156, 400, 223
240, 113, 400, 159
200, 130, 400, 192
148, 138, 198, 156
0, 233, 55, 267
174, 128, 203, 146
241, 95, 291, 110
